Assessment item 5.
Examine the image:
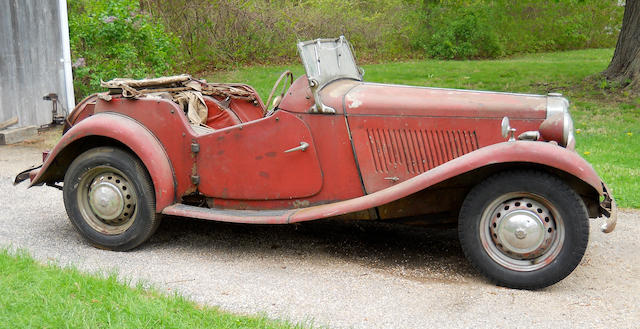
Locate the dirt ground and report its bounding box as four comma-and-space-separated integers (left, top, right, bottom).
1, 135, 638, 328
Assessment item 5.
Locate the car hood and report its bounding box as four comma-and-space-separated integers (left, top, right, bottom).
319, 80, 548, 119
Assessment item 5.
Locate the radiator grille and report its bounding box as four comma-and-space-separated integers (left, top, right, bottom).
366, 128, 479, 173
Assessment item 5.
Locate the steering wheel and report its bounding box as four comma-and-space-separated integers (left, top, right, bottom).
265, 70, 294, 115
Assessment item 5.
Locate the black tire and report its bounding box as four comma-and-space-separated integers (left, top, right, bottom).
63, 147, 160, 251
458, 170, 589, 289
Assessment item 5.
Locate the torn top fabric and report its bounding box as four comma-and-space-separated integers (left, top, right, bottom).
100, 75, 260, 126
174, 91, 208, 126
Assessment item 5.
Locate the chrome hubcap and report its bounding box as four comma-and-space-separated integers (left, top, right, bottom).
89, 180, 124, 221
481, 193, 564, 271
494, 207, 550, 258
78, 169, 137, 235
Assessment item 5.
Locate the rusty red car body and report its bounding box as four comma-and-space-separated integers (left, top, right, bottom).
16, 37, 616, 289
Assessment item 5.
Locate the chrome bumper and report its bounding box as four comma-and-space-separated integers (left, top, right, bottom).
599, 183, 617, 233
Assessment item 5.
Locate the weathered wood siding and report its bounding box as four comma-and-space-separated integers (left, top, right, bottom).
0, 0, 71, 128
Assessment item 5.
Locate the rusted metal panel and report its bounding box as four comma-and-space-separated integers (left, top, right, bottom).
71, 91, 266, 198
165, 141, 605, 224
365, 128, 479, 173
205, 111, 365, 209
196, 111, 323, 200
162, 202, 374, 224
278, 76, 315, 113
29, 113, 176, 211
279, 76, 361, 115
287, 141, 604, 223
295, 112, 365, 200
376, 186, 467, 220
162, 204, 294, 224
94, 96, 196, 197
69, 90, 362, 209
348, 115, 542, 193
318, 79, 360, 113
63, 94, 98, 131
26, 60, 606, 226
344, 83, 547, 119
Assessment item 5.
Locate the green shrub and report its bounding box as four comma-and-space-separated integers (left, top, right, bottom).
69, 0, 181, 100
413, 0, 623, 60
68, 0, 623, 79
140, 0, 423, 70
416, 4, 503, 59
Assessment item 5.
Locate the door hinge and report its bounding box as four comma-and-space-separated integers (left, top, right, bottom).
191, 175, 200, 185
191, 142, 200, 153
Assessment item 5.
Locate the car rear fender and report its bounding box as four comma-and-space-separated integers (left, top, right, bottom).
29, 113, 175, 212
290, 141, 605, 222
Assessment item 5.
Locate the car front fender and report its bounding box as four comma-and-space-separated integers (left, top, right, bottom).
291, 141, 607, 222
26, 113, 176, 212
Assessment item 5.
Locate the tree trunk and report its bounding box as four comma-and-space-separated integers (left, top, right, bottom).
603, 0, 640, 89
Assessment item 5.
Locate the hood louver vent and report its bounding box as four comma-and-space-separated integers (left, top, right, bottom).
366, 128, 479, 174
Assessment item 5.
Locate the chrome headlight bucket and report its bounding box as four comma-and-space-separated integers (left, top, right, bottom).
546, 93, 569, 118
540, 94, 575, 149
563, 111, 575, 149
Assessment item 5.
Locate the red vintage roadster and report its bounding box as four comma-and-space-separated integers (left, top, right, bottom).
16, 37, 616, 289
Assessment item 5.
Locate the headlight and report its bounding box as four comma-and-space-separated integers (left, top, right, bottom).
539, 94, 575, 149
563, 111, 575, 149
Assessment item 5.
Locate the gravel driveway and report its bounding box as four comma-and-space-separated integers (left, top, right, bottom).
1, 144, 638, 328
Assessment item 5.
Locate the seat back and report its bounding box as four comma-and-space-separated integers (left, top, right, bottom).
203, 96, 242, 129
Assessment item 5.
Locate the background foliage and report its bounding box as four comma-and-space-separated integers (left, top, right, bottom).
138, 0, 622, 66
69, 0, 180, 100
415, 0, 624, 59
138, 0, 420, 70
68, 0, 624, 98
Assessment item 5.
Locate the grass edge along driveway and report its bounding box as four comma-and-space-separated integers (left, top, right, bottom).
0, 249, 305, 329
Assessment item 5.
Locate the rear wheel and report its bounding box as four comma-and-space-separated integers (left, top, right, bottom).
458, 170, 589, 289
63, 147, 160, 251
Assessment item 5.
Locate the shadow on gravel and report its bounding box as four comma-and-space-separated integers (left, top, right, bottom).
150, 216, 479, 284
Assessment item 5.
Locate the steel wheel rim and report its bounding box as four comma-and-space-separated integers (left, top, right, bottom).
479, 192, 564, 272
76, 166, 137, 235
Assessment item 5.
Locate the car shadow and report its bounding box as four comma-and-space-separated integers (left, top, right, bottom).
149, 216, 480, 284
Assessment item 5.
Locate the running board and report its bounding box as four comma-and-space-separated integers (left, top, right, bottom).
161, 204, 296, 224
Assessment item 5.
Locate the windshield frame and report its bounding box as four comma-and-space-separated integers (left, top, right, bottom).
297, 36, 363, 113
297, 36, 362, 90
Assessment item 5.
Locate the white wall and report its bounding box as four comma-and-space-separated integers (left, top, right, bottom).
0, 0, 74, 128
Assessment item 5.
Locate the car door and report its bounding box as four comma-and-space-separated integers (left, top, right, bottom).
195, 110, 323, 200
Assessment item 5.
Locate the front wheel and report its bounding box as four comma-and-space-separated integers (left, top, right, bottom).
458, 170, 589, 289
63, 147, 160, 251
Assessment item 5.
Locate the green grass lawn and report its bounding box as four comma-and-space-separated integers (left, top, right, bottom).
0, 249, 302, 329
206, 48, 640, 208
